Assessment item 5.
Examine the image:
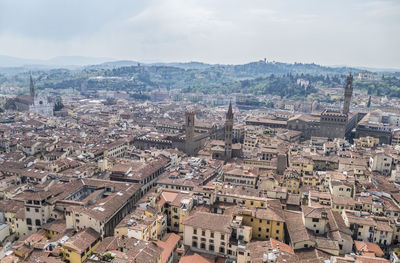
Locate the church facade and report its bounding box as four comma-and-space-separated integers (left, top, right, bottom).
29, 93, 54, 116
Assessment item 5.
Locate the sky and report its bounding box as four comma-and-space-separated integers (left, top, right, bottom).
0, 0, 399, 68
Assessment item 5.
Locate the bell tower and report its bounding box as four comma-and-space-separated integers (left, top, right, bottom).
342, 73, 353, 115
185, 111, 195, 155
224, 101, 233, 162
30, 74, 35, 98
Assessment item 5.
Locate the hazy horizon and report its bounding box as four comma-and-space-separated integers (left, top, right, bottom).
1, 54, 400, 71
0, 0, 399, 69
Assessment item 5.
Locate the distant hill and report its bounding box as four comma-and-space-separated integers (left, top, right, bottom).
0, 55, 41, 67
0, 55, 115, 68
45, 56, 115, 66
1, 55, 399, 74
149, 61, 213, 70
85, 60, 141, 70
1, 57, 399, 99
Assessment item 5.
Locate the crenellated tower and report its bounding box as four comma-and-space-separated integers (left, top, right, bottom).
342, 73, 353, 115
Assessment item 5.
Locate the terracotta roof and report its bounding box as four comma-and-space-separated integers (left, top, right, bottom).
156, 233, 181, 263
178, 253, 213, 263
41, 220, 66, 234
331, 195, 356, 206
302, 206, 329, 219
354, 255, 389, 263
95, 236, 163, 263
354, 241, 384, 257
284, 210, 315, 245
62, 228, 100, 253
182, 211, 232, 234
286, 194, 301, 206
246, 240, 298, 263
295, 248, 332, 263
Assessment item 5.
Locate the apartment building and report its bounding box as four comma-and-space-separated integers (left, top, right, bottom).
182, 211, 250, 259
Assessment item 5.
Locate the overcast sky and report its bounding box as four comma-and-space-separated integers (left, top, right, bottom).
0, 0, 399, 68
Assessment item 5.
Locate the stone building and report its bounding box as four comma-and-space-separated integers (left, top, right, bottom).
183, 111, 210, 156
287, 114, 320, 140
210, 102, 242, 161
319, 74, 357, 139
29, 93, 54, 116
4, 75, 35, 111
355, 111, 393, 145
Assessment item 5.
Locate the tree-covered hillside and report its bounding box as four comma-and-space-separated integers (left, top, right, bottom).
0, 60, 398, 99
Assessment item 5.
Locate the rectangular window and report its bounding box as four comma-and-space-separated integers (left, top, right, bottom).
208, 245, 214, 251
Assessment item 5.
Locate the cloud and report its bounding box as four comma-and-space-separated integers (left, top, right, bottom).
121, 0, 232, 43
0, 0, 399, 68
362, 0, 400, 17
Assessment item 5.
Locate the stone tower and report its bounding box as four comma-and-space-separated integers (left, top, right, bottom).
224, 101, 233, 162
30, 75, 35, 98
277, 152, 288, 175
185, 111, 195, 155
342, 73, 353, 115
